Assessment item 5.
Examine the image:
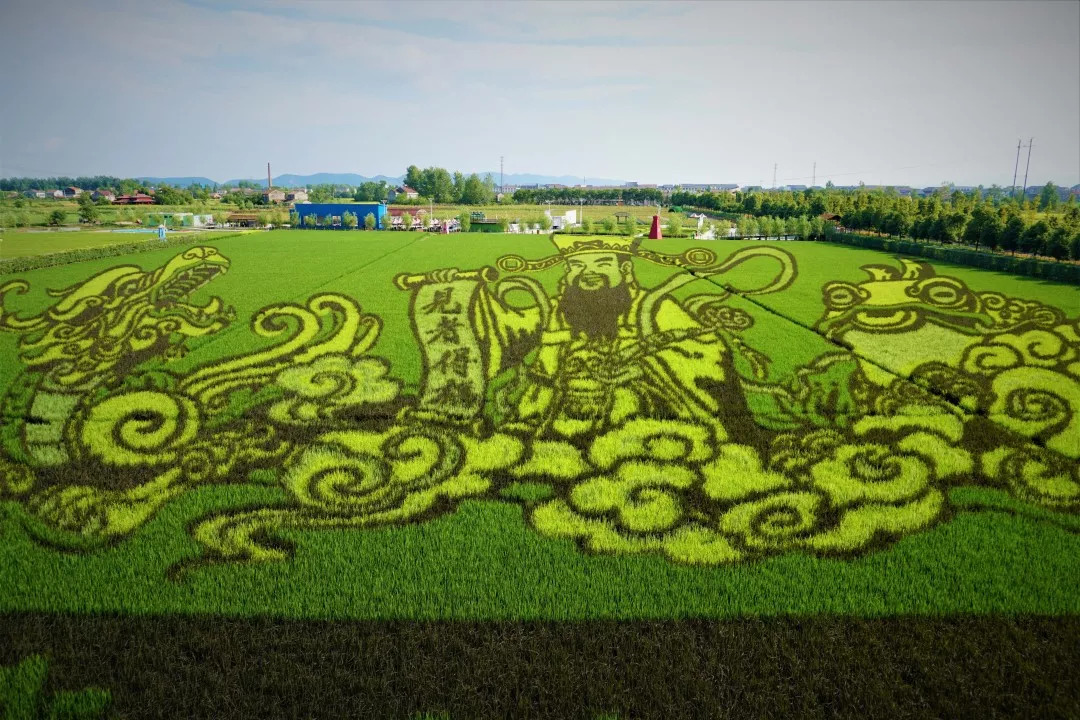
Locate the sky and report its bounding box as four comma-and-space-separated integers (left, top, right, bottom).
1, 0, 1077, 188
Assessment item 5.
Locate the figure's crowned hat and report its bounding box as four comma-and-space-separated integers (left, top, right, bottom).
550, 234, 642, 257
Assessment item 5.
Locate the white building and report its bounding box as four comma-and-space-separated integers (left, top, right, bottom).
545, 208, 577, 231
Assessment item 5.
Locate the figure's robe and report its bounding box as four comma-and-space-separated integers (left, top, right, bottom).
476, 285, 737, 438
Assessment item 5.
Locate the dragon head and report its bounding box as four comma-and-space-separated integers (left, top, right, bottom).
1, 246, 233, 390
815, 259, 990, 340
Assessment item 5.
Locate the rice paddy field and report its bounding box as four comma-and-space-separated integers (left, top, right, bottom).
1, 230, 1078, 717
0, 227, 240, 259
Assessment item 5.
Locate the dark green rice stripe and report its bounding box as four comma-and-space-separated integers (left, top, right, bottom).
2, 613, 1078, 719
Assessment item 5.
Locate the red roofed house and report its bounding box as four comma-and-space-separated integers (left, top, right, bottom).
113, 193, 156, 205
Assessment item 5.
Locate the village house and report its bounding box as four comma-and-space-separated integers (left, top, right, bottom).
286, 189, 308, 203
389, 185, 419, 201
91, 189, 116, 202
63, 186, 83, 198
265, 189, 286, 203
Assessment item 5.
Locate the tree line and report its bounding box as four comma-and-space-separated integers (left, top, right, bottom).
672, 184, 1080, 262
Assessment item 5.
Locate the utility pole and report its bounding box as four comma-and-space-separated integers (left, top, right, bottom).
772, 163, 777, 189
812, 162, 816, 187
1010, 139, 1021, 198
1020, 138, 1034, 202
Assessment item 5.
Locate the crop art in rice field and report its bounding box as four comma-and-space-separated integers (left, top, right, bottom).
0, 237, 1077, 571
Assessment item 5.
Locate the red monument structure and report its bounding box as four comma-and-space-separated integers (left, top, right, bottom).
649, 214, 663, 240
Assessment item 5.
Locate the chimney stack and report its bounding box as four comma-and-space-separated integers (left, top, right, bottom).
267, 163, 272, 190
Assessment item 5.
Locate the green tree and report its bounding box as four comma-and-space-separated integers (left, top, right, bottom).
48, 209, 66, 226
289, 210, 299, 226
540, 214, 553, 232
1068, 230, 1080, 261
404, 166, 423, 193
941, 212, 967, 244
580, 217, 593, 234
343, 211, 358, 229
77, 192, 98, 223
601, 217, 616, 233
365, 212, 377, 230
1039, 182, 1060, 211
458, 212, 471, 232
1045, 226, 1069, 260
1021, 220, 1049, 255
796, 216, 812, 240
666, 213, 683, 237
624, 214, 636, 237
303, 214, 316, 228
459, 174, 494, 205
979, 213, 1003, 252
999, 215, 1024, 254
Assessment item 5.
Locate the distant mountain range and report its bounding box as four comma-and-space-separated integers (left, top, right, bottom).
135, 171, 626, 188
476, 172, 626, 187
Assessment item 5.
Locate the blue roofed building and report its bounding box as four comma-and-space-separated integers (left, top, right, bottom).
293, 202, 388, 229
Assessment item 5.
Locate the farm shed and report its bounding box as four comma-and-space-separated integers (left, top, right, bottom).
226, 213, 261, 228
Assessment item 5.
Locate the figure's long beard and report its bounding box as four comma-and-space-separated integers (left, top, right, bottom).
560, 281, 633, 341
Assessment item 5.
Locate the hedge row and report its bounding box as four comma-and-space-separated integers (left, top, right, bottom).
0, 232, 247, 276
826, 233, 1080, 285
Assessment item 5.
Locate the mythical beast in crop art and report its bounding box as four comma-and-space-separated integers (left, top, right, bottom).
0, 237, 1076, 570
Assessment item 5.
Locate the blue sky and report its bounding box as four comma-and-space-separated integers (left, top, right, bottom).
1, 0, 1077, 187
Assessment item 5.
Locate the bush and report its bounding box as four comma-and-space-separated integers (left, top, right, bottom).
826, 233, 1080, 285
48, 209, 67, 226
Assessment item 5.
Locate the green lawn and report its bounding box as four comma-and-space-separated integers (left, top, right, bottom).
2, 230, 1077, 715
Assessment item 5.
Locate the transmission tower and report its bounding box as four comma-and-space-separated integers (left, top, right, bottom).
1020, 138, 1034, 201
1010, 139, 1021, 198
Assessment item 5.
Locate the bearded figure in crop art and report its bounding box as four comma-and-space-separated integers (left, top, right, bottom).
397, 235, 797, 440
